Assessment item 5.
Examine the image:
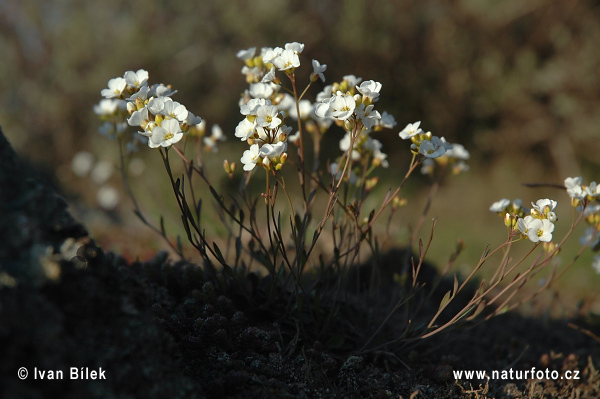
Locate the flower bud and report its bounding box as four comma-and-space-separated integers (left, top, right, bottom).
280, 153, 288, 165
504, 213, 513, 227
392, 197, 407, 210
223, 159, 231, 174
365, 177, 379, 192
542, 241, 559, 256
127, 102, 137, 115
262, 156, 271, 170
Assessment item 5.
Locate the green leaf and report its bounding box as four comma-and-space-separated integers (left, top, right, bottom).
466, 300, 486, 321
496, 305, 510, 315
437, 290, 452, 313
213, 242, 225, 264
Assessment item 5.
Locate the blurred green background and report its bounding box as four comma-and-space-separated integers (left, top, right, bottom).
2, 0, 599, 315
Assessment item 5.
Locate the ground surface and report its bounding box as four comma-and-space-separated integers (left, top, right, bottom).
2, 127, 600, 399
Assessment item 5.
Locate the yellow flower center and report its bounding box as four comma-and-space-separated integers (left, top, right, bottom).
164, 133, 174, 141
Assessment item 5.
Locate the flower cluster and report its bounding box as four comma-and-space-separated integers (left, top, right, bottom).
517, 199, 558, 243
99, 69, 201, 149
490, 197, 558, 243
399, 121, 453, 159
565, 177, 600, 265
313, 75, 396, 174
565, 176, 600, 207
235, 98, 291, 171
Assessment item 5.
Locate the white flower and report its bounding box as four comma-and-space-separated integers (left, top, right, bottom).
203, 124, 226, 152
249, 82, 275, 99
445, 143, 470, 160
161, 101, 188, 122
241, 144, 261, 171
311, 59, 327, 82
378, 111, 397, 129
531, 198, 558, 221
316, 85, 334, 102
315, 91, 356, 121
421, 158, 435, 175
128, 107, 151, 130
184, 111, 202, 127
235, 118, 257, 141
236, 47, 256, 61
373, 147, 389, 168
593, 255, 600, 274
356, 103, 381, 130
343, 75, 362, 87
149, 83, 177, 98
565, 176, 585, 200
276, 93, 295, 113
94, 99, 122, 116
127, 85, 150, 102
288, 131, 301, 144
262, 47, 283, 64
419, 136, 450, 158
284, 42, 304, 54
259, 141, 287, 158
357, 80, 382, 102
399, 121, 423, 140
261, 67, 277, 83
272, 49, 300, 71
584, 203, 600, 218
518, 216, 554, 242
585, 182, 600, 198
256, 105, 282, 129
490, 198, 511, 213
240, 98, 270, 116
149, 119, 183, 148
580, 227, 600, 247
101, 77, 127, 99
148, 97, 166, 115
123, 69, 149, 89
288, 99, 313, 120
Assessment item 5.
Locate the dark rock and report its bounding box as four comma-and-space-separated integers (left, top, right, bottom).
0, 126, 87, 286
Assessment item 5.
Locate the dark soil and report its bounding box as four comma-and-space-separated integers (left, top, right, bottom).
2, 126, 600, 399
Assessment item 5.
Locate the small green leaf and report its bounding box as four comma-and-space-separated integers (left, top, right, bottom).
496, 305, 510, 315
437, 290, 452, 313
213, 242, 225, 263
466, 300, 486, 321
